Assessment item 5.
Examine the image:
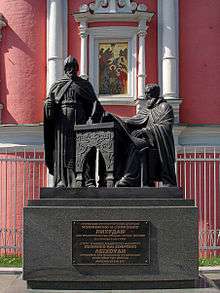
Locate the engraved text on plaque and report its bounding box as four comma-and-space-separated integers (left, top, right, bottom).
72, 221, 150, 265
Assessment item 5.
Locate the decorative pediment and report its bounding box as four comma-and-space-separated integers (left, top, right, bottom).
79, 0, 147, 14
75, 0, 154, 23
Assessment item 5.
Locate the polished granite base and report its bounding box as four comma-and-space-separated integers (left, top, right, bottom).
2, 273, 220, 293
23, 187, 198, 290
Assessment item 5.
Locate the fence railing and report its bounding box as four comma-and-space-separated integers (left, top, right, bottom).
176, 146, 220, 257
0, 146, 219, 257
0, 147, 47, 255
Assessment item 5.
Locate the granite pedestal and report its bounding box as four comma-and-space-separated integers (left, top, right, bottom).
23, 187, 198, 290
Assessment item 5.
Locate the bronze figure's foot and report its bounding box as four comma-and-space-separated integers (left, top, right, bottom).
162, 183, 176, 187
115, 175, 140, 187
55, 181, 66, 189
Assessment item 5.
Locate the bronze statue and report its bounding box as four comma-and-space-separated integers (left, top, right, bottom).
103, 84, 177, 187
44, 56, 104, 188
44, 59, 176, 189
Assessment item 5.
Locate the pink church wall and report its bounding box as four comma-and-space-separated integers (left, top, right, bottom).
179, 0, 220, 124
68, 0, 158, 117
0, 0, 46, 124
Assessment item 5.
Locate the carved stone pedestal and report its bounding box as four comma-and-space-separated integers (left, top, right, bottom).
75, 123, 115, 187
23, 187, 198, 290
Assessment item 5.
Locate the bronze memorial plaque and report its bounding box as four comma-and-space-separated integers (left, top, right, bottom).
72, 221, 150, 265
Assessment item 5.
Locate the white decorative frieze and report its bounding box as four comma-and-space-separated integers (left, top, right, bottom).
0, 13, 7, 41
80, 0, 146, 14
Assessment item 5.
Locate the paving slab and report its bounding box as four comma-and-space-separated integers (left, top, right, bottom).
0, 274, 18, 293
202, 273, 220, 289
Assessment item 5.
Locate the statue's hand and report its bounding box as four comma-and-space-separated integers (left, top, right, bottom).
131, 129, 144, 137
101, 112, 112, 123
86, 117, 93, 125
45, 99, 55, 119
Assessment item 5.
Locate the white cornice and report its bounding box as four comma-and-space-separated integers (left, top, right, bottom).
0, 125, 220, 147
75, 0, 154, 21
88, 0, 139, 14
99, 96, 136, 105
88, 25, 138, 36
74, 11, 154, 23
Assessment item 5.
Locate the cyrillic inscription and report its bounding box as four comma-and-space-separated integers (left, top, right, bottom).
72, 221, 150, 265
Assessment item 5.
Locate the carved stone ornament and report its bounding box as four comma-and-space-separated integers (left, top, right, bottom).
0, 13, 7, 41
75, 130, 114, 173
80, 0, 146, 14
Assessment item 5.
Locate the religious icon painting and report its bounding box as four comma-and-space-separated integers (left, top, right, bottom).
98, 42, 128, 95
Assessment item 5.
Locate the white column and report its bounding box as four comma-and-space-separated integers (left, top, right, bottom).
47, 0, 67, 186
136, 17, 148, 113
79, 21, 88, 80
160, 0, 181, 123
47, 0, 68, 91
137, 18, 147, 100
162, 0, 178, 100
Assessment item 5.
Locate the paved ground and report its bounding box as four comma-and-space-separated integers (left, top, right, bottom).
0, 273, 220, 293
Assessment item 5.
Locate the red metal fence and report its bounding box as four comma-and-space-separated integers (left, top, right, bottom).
0, 146, 219, 257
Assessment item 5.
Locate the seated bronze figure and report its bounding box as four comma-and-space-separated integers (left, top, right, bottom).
103, 84, 177, 187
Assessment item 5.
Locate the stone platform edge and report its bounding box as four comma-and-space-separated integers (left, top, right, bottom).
1, 266, 220, 274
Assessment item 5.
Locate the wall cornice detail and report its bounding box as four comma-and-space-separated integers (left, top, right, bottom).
74, 0, 154, 23
79, 0, 149, 14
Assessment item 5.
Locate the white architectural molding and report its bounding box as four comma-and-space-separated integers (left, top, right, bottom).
0, 125, 44, 150
177, 125, 220, 146
0, 13, 7, 41
1, 124, 220, 149
74, 1, 154, 106
157, 0, 181, 123
88, 0, 139, 14
174, 124, 220, 147
47, 0, 68, 91
74, 10, 153, 23
79, 20, 88, 80
166, 97, 182, 125
137, 17, 147, 102
161, 0, 178, 99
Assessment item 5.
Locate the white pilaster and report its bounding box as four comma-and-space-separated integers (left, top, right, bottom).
158, 0, 181, 123
137, 18, 147, 100
79, 21, 88, 80
47, 0, 68, 91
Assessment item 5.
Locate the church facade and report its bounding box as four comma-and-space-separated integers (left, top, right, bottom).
0, 0, 220, 145
0, 0, 220, 255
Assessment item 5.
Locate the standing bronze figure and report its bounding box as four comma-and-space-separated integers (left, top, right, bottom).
44, 56, 104, 188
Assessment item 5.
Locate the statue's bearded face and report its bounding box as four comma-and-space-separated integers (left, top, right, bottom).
65, 67, 77, 78
145, 85, 160, 99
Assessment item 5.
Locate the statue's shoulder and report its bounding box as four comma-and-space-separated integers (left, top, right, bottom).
74, 76, 90, 84
49, 77, 70, 91
73, 77, 93, 89
159, 99, 172, 112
